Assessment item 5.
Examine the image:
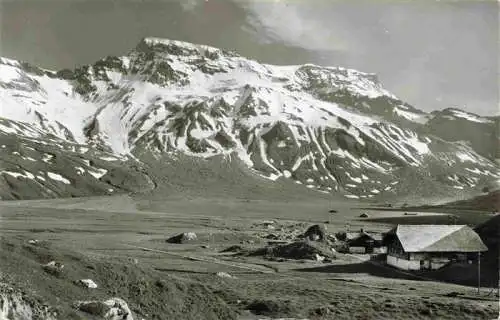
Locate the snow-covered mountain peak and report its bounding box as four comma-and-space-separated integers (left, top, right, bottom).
0, 59, 25, 86
0, 58, 41, 88
139, 37, 238, 58
292, 64, 396, 100
0, 38, 498, 201
125, 37, 394, 100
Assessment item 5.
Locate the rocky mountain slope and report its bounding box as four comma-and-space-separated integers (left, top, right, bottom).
0, 37, 498, 201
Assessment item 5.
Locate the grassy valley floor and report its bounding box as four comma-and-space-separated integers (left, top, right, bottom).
0, 195, 498, 319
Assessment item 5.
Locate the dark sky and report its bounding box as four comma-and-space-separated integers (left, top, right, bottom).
1, 0, 498, 116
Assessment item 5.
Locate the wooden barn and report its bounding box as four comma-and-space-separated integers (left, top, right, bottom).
345, 229, 385, 254
383, 225, 488, 271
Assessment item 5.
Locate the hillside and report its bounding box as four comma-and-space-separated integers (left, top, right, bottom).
428, 190, 500, 213
475, 214, 500, 286
0, 37, 498, 201
475, 213, 500, 251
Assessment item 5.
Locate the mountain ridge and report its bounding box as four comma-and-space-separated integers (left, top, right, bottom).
0, 37, 498, 201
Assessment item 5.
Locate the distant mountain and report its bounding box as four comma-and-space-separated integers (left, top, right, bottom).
0, 37, 498, 200
422, 108, 499, 160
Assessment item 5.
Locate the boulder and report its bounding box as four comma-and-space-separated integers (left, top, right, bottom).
166, 232, 198, 244
103, 298, 134, 320
75, 301, 110, 317
42, 261, 64, 276
303, 224, 326, 242
75, 279, 98, 289
216, 272, 236, 279
75, 298, 134, 320
314, 253, 325, 262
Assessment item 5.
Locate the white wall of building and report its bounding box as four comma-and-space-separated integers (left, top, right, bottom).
387, 255, 421, 270
387, 255, 451, 270
429, 257, 451, 270
408, 252, 427, 261
349, 247, 366, 254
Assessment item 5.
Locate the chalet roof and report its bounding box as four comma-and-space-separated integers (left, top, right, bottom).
368, 233, 383, 241
346, 231, 382, 242
346, 232, 362, 240
390, 225, 487, 253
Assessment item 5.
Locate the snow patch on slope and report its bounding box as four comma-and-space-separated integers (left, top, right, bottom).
394, 107, 427, 124
449, 109, 492, 124
47, 172, 71, 184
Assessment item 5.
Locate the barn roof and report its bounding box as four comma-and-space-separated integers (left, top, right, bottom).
346, 232, 362, 240
346, 231, 382, 242
390, 225, 487, 253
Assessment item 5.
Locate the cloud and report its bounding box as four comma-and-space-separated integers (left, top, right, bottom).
178, 0, 202, 11
154, 0, 499, 116
174, 0, 351, 52
239, 1, 352, 52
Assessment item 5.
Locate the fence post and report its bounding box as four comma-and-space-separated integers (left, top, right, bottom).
477, 251, 481, 295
